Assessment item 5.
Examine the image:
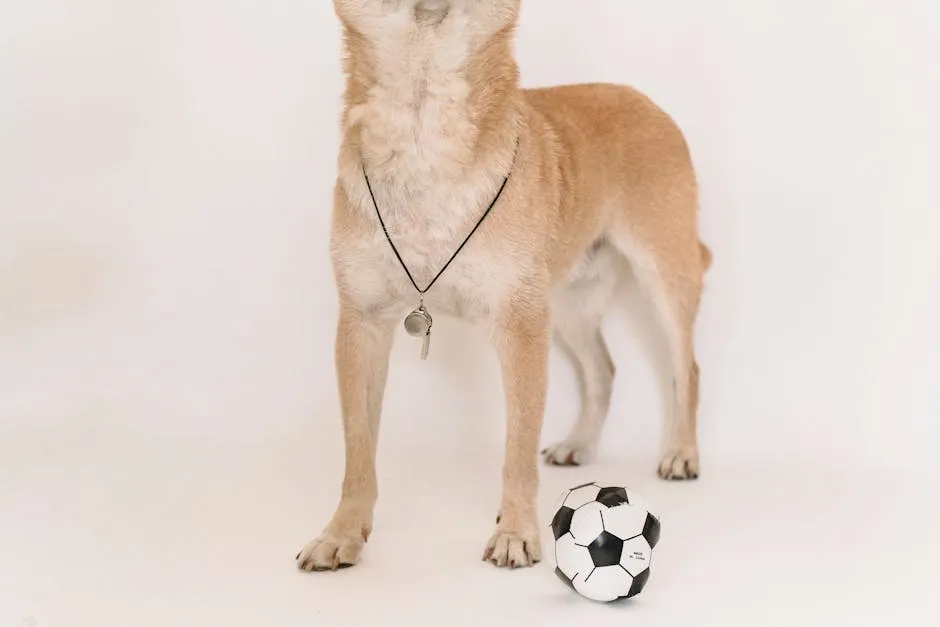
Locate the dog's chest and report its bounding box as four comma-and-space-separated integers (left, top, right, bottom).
340, 176, 512, 322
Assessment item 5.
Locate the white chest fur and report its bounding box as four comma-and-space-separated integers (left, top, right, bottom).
333, 6, 519, 322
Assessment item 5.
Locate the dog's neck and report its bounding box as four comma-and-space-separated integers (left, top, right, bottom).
338, 11, 522, 190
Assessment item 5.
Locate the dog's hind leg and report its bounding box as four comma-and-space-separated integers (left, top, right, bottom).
542, 241, 621, 466
607, 224, 710, 481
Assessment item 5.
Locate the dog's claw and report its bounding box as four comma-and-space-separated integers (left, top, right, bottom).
657, 450, 700, 480
542, 440, 593, 466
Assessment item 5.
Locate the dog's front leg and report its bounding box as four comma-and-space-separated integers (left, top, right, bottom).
483, 298, 550, 568
297, 305, 394, 571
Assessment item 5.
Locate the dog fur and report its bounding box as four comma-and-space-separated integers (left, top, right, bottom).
297, 0, 711, 572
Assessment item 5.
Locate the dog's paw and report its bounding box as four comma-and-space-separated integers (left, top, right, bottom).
658, 449, 700, 480
541, 439, 595, 466
482, 518, 542, 568
296, 516, 372, 572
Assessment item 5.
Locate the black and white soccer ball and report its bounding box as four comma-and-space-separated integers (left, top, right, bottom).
550, 481, 661, 603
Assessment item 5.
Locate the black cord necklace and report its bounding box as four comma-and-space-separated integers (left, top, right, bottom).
362, 159, 514, 360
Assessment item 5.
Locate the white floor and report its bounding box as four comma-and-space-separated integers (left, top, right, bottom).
2, 423, 938, 627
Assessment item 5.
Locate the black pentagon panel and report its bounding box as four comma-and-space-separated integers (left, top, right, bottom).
642, 513, 661, 549
624, 566, 651, 599
551, 506, 575, 540
595, 486, 629, 508
554, 566, 577, 591
587, 531, 624, 568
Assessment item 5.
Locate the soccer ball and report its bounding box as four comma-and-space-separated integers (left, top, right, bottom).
550, 481, 661, 603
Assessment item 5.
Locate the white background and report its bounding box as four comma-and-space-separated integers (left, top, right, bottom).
2, 1, 938, 626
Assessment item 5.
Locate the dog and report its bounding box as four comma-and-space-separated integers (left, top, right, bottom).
297, 0, 711, 572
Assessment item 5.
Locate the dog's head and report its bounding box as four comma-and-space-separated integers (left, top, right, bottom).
333, 0, 521, 36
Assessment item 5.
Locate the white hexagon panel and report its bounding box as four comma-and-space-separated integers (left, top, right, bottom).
562, 482, 601, 510
602, 500, 649, 540
620, 535, 652, 576
569, 501, 606, 545
575, 565, 634, 603
554, 531, 595, 584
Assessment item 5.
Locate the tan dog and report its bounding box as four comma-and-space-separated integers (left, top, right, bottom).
297, 0, 711, 572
